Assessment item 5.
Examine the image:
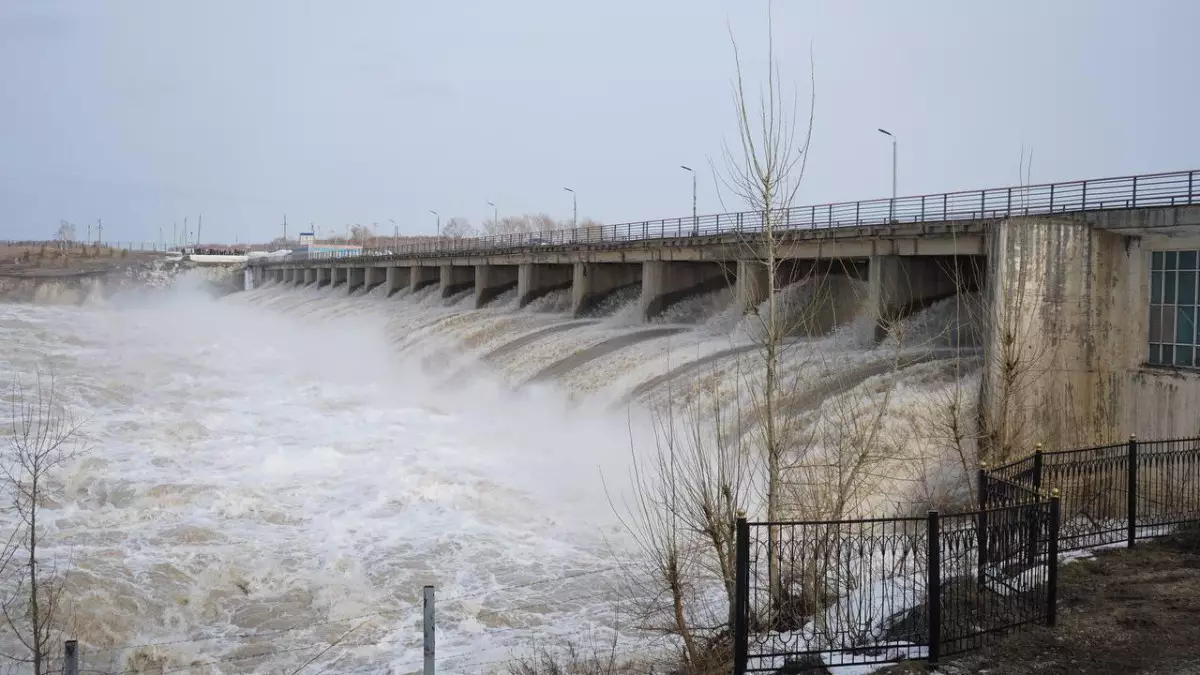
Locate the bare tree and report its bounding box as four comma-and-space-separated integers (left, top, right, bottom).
484, 215, 534, 236
54, 222, 76, 255
531, 213, 559, 233
442, 217, 476, 238
713, 0, 815, 610
1, 373, 87, 675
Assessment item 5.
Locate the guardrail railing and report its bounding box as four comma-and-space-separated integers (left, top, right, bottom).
256, 168, 1198, 264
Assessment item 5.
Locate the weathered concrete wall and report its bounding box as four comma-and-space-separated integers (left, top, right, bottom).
518, 263, 573, 308
440, 264, 474, 297
978, 218, 1177, 458
640, 260, 729, 319
475, 264, 519, 308
572, 262, 641, 316
981, 218, 1106, 457
411, 266, 439, 292
385, 266, 407, 296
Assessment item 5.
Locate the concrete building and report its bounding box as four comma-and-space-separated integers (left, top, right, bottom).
248, 170, 1200, 449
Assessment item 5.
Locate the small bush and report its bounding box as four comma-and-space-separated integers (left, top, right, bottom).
504, 638, 624, 675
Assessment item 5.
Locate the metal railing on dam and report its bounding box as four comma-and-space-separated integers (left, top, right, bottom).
257, 169, 1198, 264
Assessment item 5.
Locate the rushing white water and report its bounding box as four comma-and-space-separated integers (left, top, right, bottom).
0, 281, 652, 674
0, 271, 982, 674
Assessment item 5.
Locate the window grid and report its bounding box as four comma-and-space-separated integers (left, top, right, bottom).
1149, 250, 1199, 369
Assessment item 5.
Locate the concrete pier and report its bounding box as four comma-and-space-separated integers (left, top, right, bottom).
518, 263, 573, 308
736, 260, 771, 313
304, 268, 317, 285
347, 267, 365, 294
318, 267, 331, 287
331, 267, 347, 288
475, 264, 519, 308
572, 262, 641, 316
640, 260, 729, 319
868, 255, 978, 341
385, 266, 407, 296
440, 264, 474, 297
364, 266, 385, 291
411, 266, 439, 292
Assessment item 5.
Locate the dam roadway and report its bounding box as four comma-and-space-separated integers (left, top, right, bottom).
249, 168, 1200, 448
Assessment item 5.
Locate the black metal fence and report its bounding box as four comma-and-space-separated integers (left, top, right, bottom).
250, 169, 1198, 266
733, 435, 1200, 673
988, 436, 1200, 552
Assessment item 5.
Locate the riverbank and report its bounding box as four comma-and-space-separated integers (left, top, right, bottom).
879, 527, 1200, 675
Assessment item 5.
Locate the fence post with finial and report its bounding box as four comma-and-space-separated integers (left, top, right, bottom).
1128, 434, 1139, 548
976, 461, 988, 591
1047, 488, 1061, 626
733, 509, 749, 675
1032, 443, 1044, 491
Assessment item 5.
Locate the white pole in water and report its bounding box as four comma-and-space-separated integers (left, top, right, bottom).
423, 585, 435, 675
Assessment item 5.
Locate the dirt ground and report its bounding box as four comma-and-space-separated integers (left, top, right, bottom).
0, 243, 161, 276
879, 527, 1200, 675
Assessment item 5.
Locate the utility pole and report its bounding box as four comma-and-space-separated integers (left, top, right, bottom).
196, 214, 202, 247
173, 222, 177, 249
183, 217, 187, 250
563, 187, 576, 229
159, 226, 163, 251
283, 214, 288, 244
87, 223, 91, 244
97, 218, 103, 246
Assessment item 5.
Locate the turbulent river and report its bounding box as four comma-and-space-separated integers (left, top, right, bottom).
0, 272, 979, 674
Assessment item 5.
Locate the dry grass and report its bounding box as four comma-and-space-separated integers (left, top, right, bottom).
0, 244, 158, 276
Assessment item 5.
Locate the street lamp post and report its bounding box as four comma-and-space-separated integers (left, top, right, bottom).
389, 219, 398, 252
430, 210, 440, 239
680, 165, 697, 235
487, 201, 498, 230
878, 128, 897, 222
563, 187, 576, 229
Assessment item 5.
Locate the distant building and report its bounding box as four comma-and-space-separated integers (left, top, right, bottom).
291, 240, 363, 259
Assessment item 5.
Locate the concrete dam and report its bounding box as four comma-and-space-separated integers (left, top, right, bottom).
245, 170, 1200, 459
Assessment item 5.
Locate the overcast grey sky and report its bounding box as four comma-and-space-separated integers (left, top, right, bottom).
1, 0, 1197, 244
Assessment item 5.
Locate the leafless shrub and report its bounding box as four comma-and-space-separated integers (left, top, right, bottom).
0, 372, 89, 675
